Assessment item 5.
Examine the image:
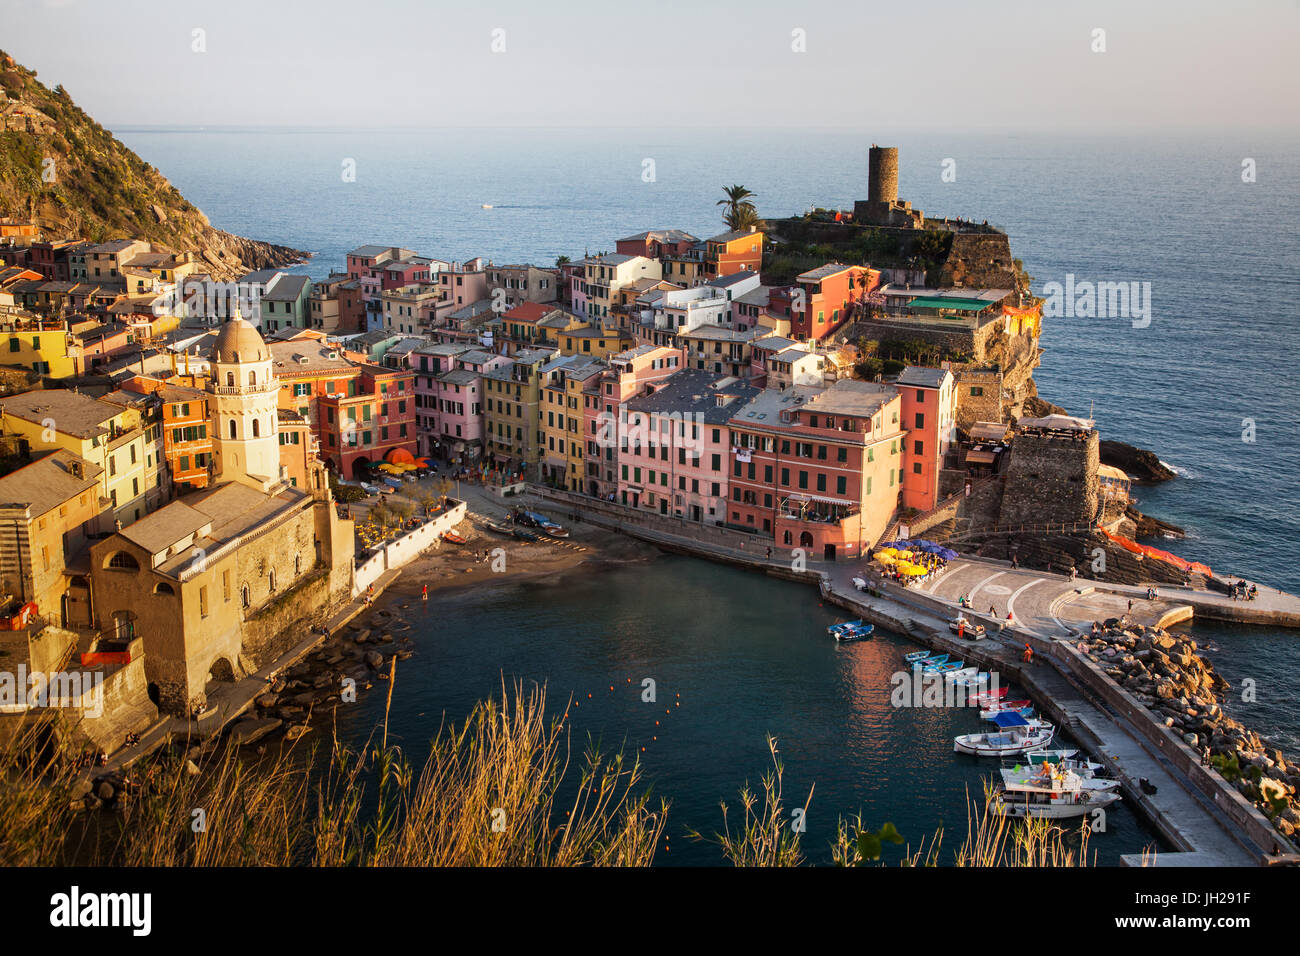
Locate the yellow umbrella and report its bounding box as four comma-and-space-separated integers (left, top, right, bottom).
879, 547, 898, 556
895, 550, 914, 560
874, 553, 896, 565
901, 565, 927, 576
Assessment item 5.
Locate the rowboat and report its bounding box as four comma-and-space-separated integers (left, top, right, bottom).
982, 705, 1034, 721
483, 521, 515, 536
904, 650, 935, 663
924, 659, 964, 674
991, 766, 1121, 819
511, 527, 540, 542
950, 672, 990, 688
942, 667, 978, 681
978, 699, 1031, 718
954, 712, 1055, 757
828, 619, 869, 636
908, 653, 949, 667
442, 532, 467, 545
973, 687, 1009, 704
833, 623, 875, 642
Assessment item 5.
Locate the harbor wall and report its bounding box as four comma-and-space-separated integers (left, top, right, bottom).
1046, 640, 1292, 861
353, 501, 468, 598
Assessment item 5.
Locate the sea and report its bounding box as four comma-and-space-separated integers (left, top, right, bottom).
115, 126, 1300, 859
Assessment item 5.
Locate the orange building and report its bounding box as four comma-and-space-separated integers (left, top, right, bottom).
772, 263, 881, 342
705, 229, 764, 278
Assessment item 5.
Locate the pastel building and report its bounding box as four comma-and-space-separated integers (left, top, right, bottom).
619, 368, 758, 522
726, 379, 905, 559
897, 366, 956, 512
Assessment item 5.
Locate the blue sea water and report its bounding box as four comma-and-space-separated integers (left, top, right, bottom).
117, 125, 1300, 796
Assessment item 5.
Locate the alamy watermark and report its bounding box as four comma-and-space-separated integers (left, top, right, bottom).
1, 666, 104, 718
1040, 274, 1152, 328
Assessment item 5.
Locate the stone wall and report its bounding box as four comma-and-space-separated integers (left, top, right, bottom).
953, 366, 1003, 429
997, 431, 1099, 530
353, 501, 469, 597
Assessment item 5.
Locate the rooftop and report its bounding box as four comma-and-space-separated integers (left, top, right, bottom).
0, 388, 119, 438
0, 449, 102, 518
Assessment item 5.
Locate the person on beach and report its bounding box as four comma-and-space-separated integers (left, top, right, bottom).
1010, 555, 1018, 570
422, 584, 428, 601
1127, 598, 1133, 612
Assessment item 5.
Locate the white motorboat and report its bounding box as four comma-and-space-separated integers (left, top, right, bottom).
1020, 750, 1105, 777
954, 712, 1055, 757
992, 766, 1121, 819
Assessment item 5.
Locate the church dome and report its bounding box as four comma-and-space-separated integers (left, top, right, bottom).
212, 316, 267, 364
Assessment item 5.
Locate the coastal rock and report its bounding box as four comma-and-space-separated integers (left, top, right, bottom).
1099, 440, 1177, 483
364, 650, 384, 669
185, 760, 200, 776
228, 717, 282, 745
96, 781, 114, 801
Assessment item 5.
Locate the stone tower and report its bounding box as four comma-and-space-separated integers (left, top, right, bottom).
855, 144, 923, 228
208, 309, 282, 492
868, 145, 899, 205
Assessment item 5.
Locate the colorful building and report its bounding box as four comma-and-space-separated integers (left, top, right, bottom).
898, 366, 956, 512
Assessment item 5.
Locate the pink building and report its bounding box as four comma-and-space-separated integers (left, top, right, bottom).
432, 347, 509, 459
617, 368, 758, 521
580, 345, 681, 499
412, 343, 473, 457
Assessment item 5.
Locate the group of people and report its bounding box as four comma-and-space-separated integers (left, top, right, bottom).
1229, 580, 1257, 601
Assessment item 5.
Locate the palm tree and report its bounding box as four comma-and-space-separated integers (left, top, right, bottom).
717, 184, 758, 230
729, 204, 764, 232
556, 255, 570, 268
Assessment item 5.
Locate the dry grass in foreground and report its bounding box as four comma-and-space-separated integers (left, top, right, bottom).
0, 681, 667, 867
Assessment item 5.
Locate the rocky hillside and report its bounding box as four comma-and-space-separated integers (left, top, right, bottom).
0, 50, 306, 280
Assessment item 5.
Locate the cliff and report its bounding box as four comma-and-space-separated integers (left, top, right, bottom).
0, 51, 307, 281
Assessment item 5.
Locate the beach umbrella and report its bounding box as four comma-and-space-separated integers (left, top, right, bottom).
895, 550, 914, 560
900, 565, 927, 576
938, 548, 958, 560
874, 553, 895, 565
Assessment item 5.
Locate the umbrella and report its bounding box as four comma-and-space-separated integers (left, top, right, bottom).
900, 565, 927, 576
879, 547, 898, 556
874, 553, 896, 565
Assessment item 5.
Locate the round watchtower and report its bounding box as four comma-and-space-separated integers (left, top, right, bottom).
868, 145, 899, 205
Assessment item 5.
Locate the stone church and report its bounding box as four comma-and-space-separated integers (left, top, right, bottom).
89, 315, 354, 716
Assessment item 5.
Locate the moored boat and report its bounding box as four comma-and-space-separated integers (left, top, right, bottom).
954, 711, 1055, 756
442, 532, 467, 545
992, 765, 1121, 819
833, 623, 875, 642
909, 653, 949, 668
483, 521, 515, 536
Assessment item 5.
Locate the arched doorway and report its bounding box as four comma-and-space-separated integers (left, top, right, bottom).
351, 457, 372, 480
208, 657, 235, 682
799, 531, 814, 549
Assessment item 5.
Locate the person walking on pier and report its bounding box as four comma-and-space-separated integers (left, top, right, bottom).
1022, 643, 1034, 664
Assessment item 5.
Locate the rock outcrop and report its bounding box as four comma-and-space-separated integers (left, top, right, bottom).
1080, 622, 1300, 841
0, 50, 307, 281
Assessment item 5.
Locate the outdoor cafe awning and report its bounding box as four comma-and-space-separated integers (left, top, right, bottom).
782, 492, 853, 507
966, 450, 998, 465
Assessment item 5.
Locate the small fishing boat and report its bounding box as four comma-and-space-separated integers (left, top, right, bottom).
978, 699, 1031, 718
483, 521, 515, 536
942, 666, 979, 681
991, 766, 1121, 819
909, 653, 949, 668
983, 705, 1035, 721
973, 687, 1009, 704
481, 203, 494, 209
542, 524, 569, 538
1015, 753, 1106, 778
511, 527, 540, 542
924, 659, 964, 674
950, 671, 991, 688
904, 649, 936, 663
954, 712, 1055, 757
828, 619, 866, 636
833, 623, 875, 642
442, 532, 467, 545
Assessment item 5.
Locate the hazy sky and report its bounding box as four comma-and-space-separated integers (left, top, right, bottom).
2, 0, 1296, 130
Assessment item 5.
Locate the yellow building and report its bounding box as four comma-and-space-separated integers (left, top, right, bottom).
2, 313, 79, 378
0, 388, 164, 528
0, 449, 105, 627
557, 325, 634, 359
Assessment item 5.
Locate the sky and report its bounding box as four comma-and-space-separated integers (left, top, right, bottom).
1, 0, 1296, 130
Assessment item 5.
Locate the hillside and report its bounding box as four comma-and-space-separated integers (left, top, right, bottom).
0, 50, 306, 280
